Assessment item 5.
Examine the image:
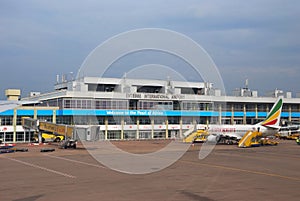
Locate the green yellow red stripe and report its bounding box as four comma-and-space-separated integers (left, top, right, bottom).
261, 98, 282, 126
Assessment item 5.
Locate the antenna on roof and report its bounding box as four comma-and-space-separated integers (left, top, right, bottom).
245, 78, 249, 90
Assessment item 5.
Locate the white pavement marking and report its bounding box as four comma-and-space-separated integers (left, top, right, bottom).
46, 154, 107, 169
3, 156, 76, 179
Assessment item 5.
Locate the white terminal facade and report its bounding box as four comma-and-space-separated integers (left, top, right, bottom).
1, 76, 300, 143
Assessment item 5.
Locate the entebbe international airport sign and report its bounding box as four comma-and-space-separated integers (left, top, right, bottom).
126, 93, 185, 100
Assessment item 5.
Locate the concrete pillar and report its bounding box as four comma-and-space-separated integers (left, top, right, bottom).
231, 104, 234, 124
136, 117, 139, 139
255, 104, 258, 119
218, 104, 222, 124
165, 119, 169, 139
34, 108, 37, 119
13, 108, 17, 143
179, 118, 183, 138
105, 117, 108, 140
151, 118, 154, 139
38, 131, 42, 143
52, 109, 56, 123
289, 105, 292, 122
243, 104, 246, 124
121, 117, 124, 140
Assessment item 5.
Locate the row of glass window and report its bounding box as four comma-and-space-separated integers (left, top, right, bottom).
63, 99, 128, 109
216, 103, 300, 112
44, 116, 209, 125
138, 101, 173, 110
0, 131, 34, 143
181, 102, 212, 110
41, 98, 300, 112
106, 131, 167, 139
0, 116, 35, 126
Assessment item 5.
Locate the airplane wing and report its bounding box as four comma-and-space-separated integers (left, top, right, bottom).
262, 125, 281, 130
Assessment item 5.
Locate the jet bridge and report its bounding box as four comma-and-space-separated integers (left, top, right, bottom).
22, 117, 100, 142
22, 117, 74, 142
39, 122, 73, 138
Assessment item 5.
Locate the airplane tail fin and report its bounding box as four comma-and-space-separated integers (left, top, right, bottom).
258, 97, 283, 128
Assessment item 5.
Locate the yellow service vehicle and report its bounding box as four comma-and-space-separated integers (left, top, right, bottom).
296, 137, 300, 145
32, 132, 65, 143
259, 138, 279, 146
287, 134, 300, 140
275, 133, 300, 140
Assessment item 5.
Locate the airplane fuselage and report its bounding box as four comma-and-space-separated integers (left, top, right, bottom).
207, 124, 279, 140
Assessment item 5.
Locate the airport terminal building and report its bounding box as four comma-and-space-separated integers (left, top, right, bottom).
1, 76, 300, 143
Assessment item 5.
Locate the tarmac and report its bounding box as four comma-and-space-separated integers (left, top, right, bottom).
0, 139, 300, 201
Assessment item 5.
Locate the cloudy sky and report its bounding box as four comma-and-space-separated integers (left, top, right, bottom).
1, 0, 300, 99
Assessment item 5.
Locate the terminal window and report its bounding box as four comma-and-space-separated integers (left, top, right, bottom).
137, 86, 163, 93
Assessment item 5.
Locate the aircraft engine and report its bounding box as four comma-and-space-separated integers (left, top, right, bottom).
206, 134, 220, 143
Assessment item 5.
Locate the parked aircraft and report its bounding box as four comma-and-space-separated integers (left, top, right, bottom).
206, 97, 283, 143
